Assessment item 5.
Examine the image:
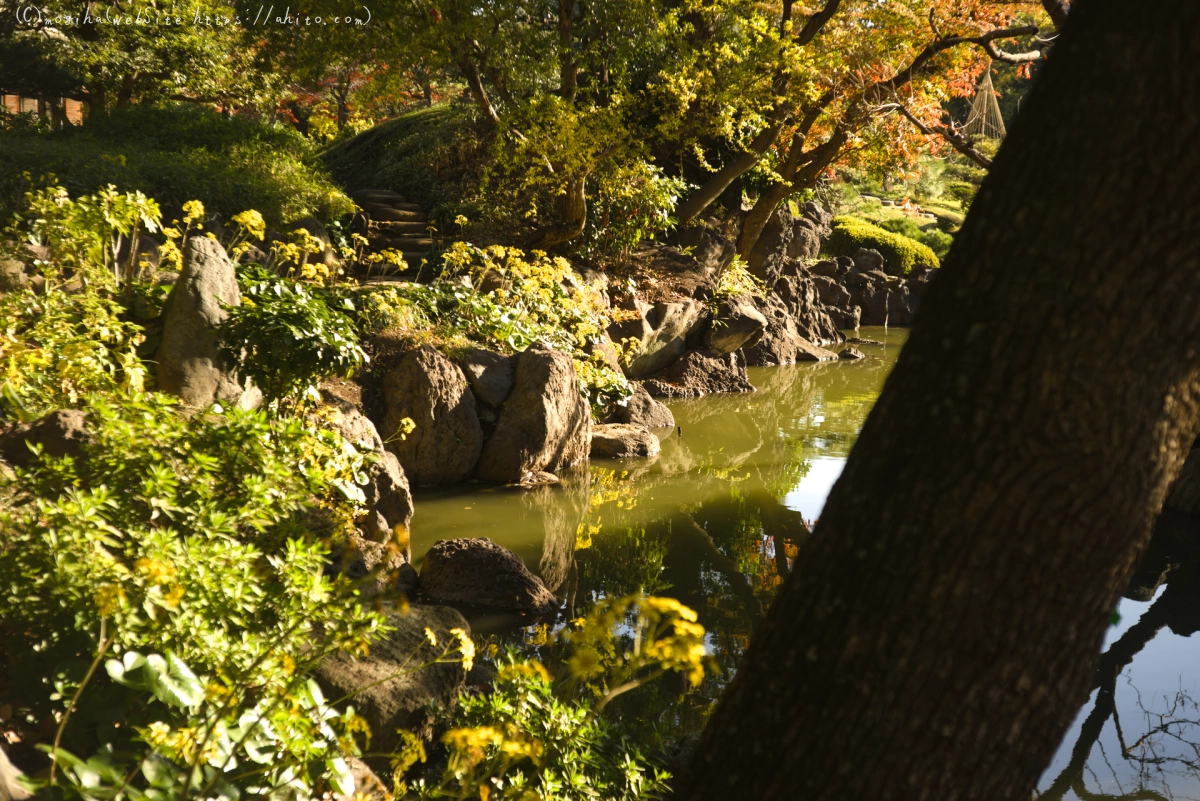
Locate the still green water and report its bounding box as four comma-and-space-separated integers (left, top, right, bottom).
409, 327, 906, 737
410, 326, 1200, 796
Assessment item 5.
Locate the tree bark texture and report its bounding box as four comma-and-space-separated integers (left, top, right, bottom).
681, 4, 1200, 800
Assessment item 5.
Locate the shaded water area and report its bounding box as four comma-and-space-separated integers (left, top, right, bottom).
411, 326, 1200, 797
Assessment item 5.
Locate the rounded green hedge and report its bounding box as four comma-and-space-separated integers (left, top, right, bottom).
828, 215, 941, 274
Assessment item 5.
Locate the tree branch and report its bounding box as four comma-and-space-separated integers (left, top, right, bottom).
876, 25, 1041, 94
878, 102, 993, 168
795, 0, 843, 47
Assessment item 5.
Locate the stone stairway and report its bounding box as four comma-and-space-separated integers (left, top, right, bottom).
348, 188, 434, 280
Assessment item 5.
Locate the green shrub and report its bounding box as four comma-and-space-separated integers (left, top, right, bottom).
945, 180, 978, 209
219, 264, 367, 404
877, 218, 954, 260
0, 392, 404, 801
0, 105, 353, 228
0, 288, 148, 423
827, 216, 940, 274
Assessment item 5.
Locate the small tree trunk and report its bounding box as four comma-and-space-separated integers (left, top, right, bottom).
116, 72, 137, 109
682, 2, 1200, 799
557, 0, 577, 101
525, 176, 588, 250
458, 55, 500, 125
676, 123, 784, 225
736, 130, 846, 256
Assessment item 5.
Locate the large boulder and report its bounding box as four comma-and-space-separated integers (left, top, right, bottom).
157, 237, 262, 410
746, 203, 795, 286
419, 537, 559, 615
787, 218, 822, 261
590, 424, 661, 459
665, 224, 737, 272
703, 296, 767, 355
625, 299, 704, 379
614, 382, 675, 428
475, 344, 591, 483
383, 345, 483, 486
773, 272, 844, 345
643, 350, 755, 398
322, 404, 415, 541
852, 247, 885, 273
0, 259, 27, 291
364, 451, 414, 541
456, 347, 514, 408
607, 297, 655, 344
0, 409, 91, 468
314, 605, 468, 752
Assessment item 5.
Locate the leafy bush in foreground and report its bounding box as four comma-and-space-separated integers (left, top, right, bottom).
0, 393, 398, 800
827, 215, 940, 274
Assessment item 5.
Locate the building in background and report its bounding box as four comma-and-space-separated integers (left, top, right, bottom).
1, 95, 84, 125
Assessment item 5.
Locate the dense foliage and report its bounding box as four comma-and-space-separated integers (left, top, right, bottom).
0, 106, 352, 227
0, 392, 395, 800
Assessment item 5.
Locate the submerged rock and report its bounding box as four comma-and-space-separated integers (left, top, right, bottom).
383, 345, 483, 486
315, 605, 468, 753
475, 343, 591, 483
838, 347, 865, 360
157, 237, 261, 410
419, 537, 559, 615
590, 423, 661, 459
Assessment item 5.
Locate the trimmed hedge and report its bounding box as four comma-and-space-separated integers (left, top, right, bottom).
828, 215, 940, 274
0, 105, 353, 228
877, 217, 954, 260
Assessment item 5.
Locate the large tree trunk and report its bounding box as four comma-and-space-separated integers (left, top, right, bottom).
682, 4, 1200, 800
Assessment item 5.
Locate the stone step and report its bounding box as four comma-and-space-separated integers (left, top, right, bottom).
366, 206, 427, 223
373, 221, 428, 235
351, 188, 405, 204
369, 236, 434, 250
391, 202, 424, 213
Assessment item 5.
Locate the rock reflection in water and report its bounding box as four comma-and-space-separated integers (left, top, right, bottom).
409, 328, 906, 739
1038, 510, 1200, 800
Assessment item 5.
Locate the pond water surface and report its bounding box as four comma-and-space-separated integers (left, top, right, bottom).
409, 326, 1200, 798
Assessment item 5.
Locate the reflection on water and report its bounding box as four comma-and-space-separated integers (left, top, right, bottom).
1037, 510, 1200, 800
410, 327, 906, 738
411, 325, 1200, 795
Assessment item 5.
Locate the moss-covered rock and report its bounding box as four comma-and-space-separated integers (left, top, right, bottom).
827, 216, 940, 274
